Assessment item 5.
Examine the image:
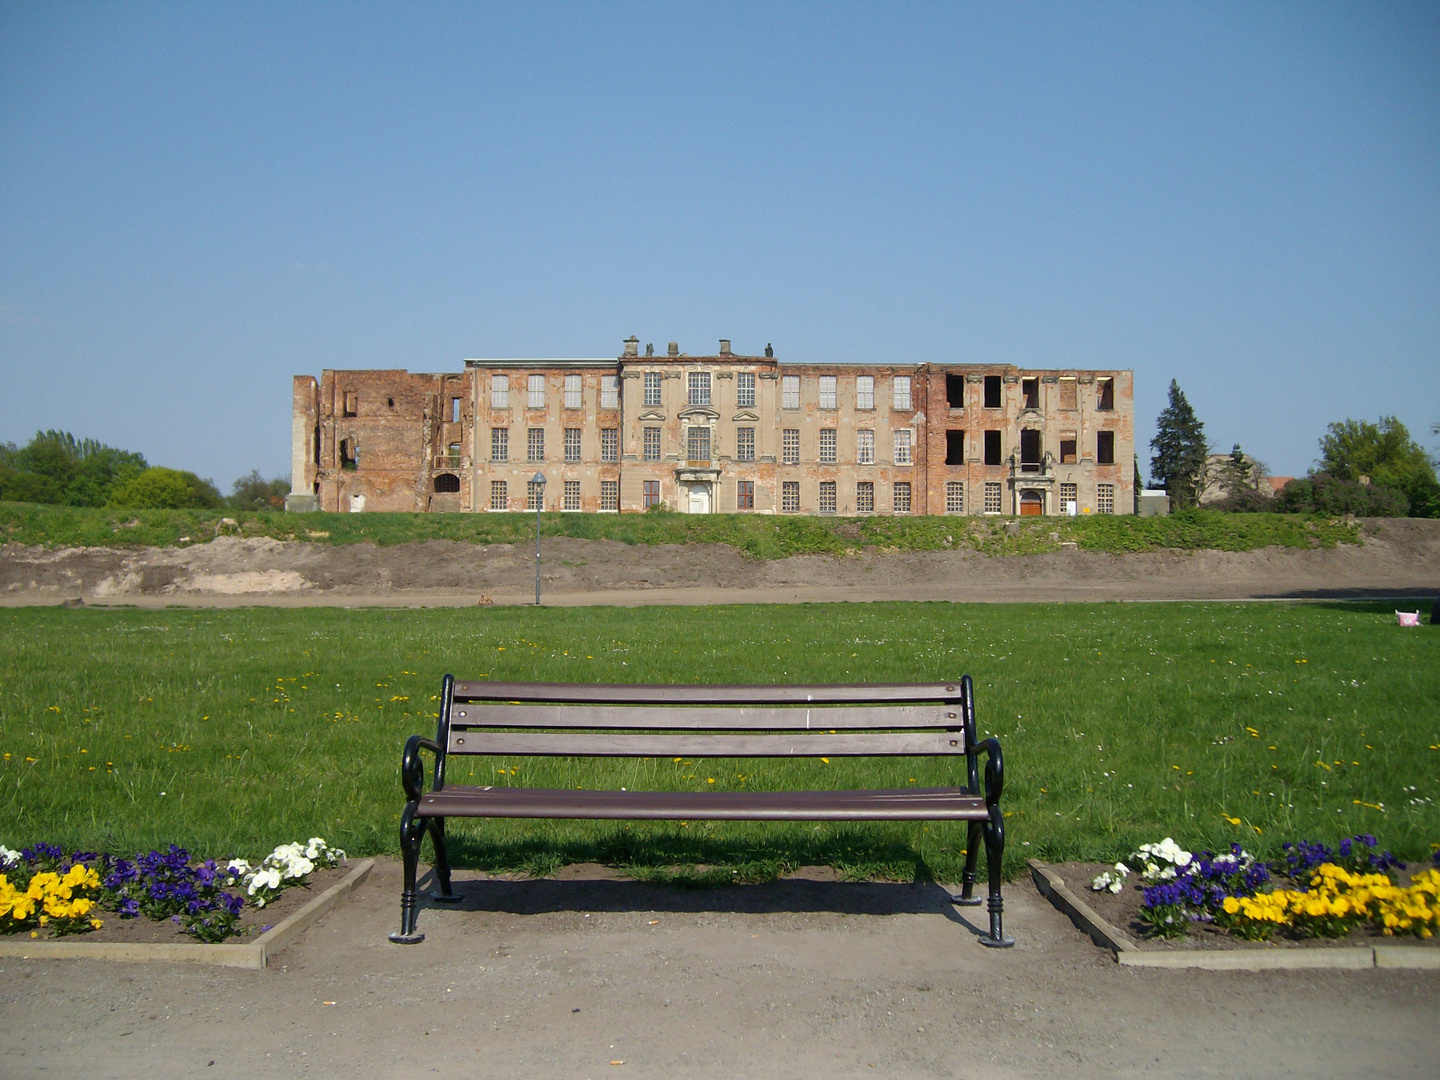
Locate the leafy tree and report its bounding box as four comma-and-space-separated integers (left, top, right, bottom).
108, 467, 224, 510
1274, 475, 1407, 517
1315, 417, 1439, 518
228, 470, 290, 511
1149, 380, 1209, 509
0, 430, 146, 506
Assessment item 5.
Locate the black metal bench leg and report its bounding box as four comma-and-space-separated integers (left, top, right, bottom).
428, 817, 462, 904
955, 820, 984, 906
389, 804, 427, 943
978, 805, 1014, 948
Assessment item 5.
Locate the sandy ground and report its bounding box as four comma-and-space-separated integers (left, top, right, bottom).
3, 518, 1438, 607
1, 857, 1434, 1080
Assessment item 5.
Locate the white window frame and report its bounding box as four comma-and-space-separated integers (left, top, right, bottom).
856, 429, 875, 465
893, 428, 912, 466
564, 427, 582, 463
856, 481, 875, 513
563, 479, 581, 511
782, 428, 800, 465
893, 481, 912, 514
781, 481, 800, 513
600, 479, 619, 511
782, 375, 800, 409
818, 480, 837, 514
893, 376, 912, 411
819, 375, 837, 410
490, 375, 509, 409
946, 481, 964, 514
856, 375, 874, 411
527, 427, 544, 462
643, 427, 661, 461
736, 372, 755, 408
644, 372, 662, 407
491, 427, 508, 462
688, 371, 711, 407
819, 428, 837, 464
984, 481, 1002, 515
736, 426, 755, 462
600, 427, 618, 463
527, 374, 545, 409
489, 480, 507, 511
564, 374, 583, 410
600, 374, 619, 410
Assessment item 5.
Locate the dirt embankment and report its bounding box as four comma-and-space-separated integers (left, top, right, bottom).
2, 519, 1437, 608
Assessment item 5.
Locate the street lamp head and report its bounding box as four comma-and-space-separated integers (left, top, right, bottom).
531, 472, 547, 487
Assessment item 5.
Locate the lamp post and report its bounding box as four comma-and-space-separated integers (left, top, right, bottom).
530, 471, 546, 606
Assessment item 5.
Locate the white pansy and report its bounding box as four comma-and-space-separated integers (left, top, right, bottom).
0, 844, 20, 868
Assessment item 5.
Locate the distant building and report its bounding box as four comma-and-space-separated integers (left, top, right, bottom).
288, 338, 1135, 517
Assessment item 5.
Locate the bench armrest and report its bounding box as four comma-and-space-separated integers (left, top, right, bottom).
974, 736, 1004, 808
400, 734, 444, 802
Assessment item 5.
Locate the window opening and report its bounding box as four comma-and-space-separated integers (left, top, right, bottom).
893, 481, 912, 514
434, 473, 460, 493
1021, 378, 1039, 410
984, 375, 1002, 409
643, 427, 661, 461
782, 375, 800, 409
687, 426, 711, 462
1060, 482, 1078, 513
642, 480, 662, 509
1020, 429, 1042, 472
855, 375, 874, 410
984, 430, 1002, 465
946, 375, 965, 409
564, 374, 582, 410
736, 372, 755, 409
451, 397, 462, 423
818, 481, 837, 513
945, 430, 965, 465
781, 481, 800, 513
984, 481, 1002, 514
527, 427, 544, 461
340, 438, 358, 470
563, 480, 581, 511
893, 376, 912, 410
1097, 430, 1115, 465
564, 428, 582, 462
491, 427, 508, 462
342, 391, 358, 417
600, 480, 618, 511
527, 374, 545, 409
736, 426, 755, 462
1059, 435, 1077, 464
856, 481, 875, 513
893, 429, 912, 465
1097, 378, 1115, 411
490, 480, 507, 511
819, 428, 837, 464
1097, 483, 1115, 514
736, 480, 754, 510
527, 479, 544, 511
782, 428, 800, 465
688, 371, 711, 407
819, 375, 837, 410
856, 429, 875, 465
490, 375, 509, 409
644, 372, 662, 407
600, 375, 619, 410
946, 481, 964, 513
600, 428, 618, 463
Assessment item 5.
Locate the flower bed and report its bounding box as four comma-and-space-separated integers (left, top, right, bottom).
0, 838, 345, 944
1065, 835, 1440, 950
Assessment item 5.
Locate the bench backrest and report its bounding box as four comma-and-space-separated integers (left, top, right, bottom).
436, 676, 977, 762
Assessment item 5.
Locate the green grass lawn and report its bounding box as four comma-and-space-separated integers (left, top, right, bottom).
0, 500, 1361, 558
1, 601, 1435, 883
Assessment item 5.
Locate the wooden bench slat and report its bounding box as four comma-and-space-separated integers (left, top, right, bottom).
447, 731, 966, 757
452, 681, 964, 705
419, 785, 990, 821
450, 703, 960, 731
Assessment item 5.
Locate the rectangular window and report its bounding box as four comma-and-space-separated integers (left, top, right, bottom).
893, 481, 912, 514
600, 428, 618, 463
984, 430, 1002, 466
818, 481, 837, 514
527, 479, 544, 511
782, 374, 800, 409
946, 481, 964, 513
856, 375, 874, 410
1059, 378, 1077, 410
564, 374, 582, 409
856, 481, 875, 513
984, 481, 1002, 514
1060, 482, 1078, 511
688, 371, 711, 407
527, 374, 545, 409
451, 397, 462, 423
600, 480, 618, 511
1097, 377, 1115, 411
736, 426, 755, 462
1098, 483, 1115, 514
984, 375, 1002, 409
687, 426, 711, 462
856, 429, 875, 465
1060, 435, 1077, 464
342, 391, 357, 417
643, 480, 661, 508
1097, 430, 1115, 465
1020, 429, 1042, 471
946, 374, 965, 409
819, 375, 837, 410
527, 427, 544, 461
819, 429, 837, 464
563, 479, 581, 511
564, 427, 582, 462
782, 428, 800, 465
491, 427, 509, 462
643, 427, 661, 461
490, 375, 509, 409
736, 480, 754, 510
945, 430, 965, 465
781, 481, 800, 513
736, 372, 755, 408
600, 374, 619, 410
893, 376, 912, 410
1022, 378, 1039, 410
644, 372, 662, 407
490, 480, 507, 511
893, 429, 912, 465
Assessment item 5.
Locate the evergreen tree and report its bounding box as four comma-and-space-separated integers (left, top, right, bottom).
1219, 444, 1254, 499
1149, 380, 1208, 509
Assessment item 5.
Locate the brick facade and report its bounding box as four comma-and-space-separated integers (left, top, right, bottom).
291, 339, 1134, 516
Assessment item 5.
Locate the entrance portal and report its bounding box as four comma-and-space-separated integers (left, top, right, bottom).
1019, 490, 1044, 516
687, 483, 712, 514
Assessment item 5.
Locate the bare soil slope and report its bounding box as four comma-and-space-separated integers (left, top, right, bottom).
2, 518, 1437, 607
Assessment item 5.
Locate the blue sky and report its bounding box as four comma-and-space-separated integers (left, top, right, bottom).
2, 1, 1436, 489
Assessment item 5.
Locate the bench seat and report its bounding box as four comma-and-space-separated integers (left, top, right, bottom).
420, 785, 990, 821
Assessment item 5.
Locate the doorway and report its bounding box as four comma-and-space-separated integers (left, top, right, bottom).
687, 483, 712, 514
1019, 490, 1044, 516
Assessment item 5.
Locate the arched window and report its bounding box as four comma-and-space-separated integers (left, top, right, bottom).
433, 473, 460, 493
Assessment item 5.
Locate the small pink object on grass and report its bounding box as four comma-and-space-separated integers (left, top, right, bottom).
1396, 611, 1420, 627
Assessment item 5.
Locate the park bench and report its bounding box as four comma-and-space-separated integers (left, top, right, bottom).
390, 675, 1012, 947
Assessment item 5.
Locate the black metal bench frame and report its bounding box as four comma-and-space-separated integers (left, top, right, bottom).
390, 674, 1012, 947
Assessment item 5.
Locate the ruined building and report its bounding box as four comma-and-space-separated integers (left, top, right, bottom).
288, 338, 1134, 517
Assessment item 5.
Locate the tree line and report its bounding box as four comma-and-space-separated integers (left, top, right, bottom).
1149, 380, 1439, 517
0, 431, 289, 511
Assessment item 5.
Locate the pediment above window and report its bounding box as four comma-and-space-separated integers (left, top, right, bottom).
637, 409, 666, 422
678, 406, 720, 421
732, 410, 760, 423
